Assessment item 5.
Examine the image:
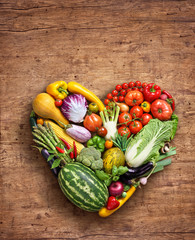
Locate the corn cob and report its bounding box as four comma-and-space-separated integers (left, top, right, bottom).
44, 120, 85, 154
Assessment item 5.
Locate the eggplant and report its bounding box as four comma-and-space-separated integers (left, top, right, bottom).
41, 149, 60, 177
65, 124, 91, 143
30, 111, 37, 131
120, 162, 154, 183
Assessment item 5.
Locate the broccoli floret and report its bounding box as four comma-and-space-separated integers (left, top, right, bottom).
76, 147, 103, 171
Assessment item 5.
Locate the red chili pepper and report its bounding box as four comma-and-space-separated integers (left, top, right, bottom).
162, 90, 175, 111
60, 138, 74, 159
73, 141, 77, 158
56, 146, 65, 153
106, 196, 120, 210
143, 83, 161, 103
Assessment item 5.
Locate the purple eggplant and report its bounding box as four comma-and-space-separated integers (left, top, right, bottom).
120, 162, 154, 183
65, 124, 91, 143
41, 149, 60, 177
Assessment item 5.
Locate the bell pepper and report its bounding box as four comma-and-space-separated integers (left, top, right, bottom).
143, 83, 161, 103
87, 135, 105, 152
46, 81, 68, 100
141, 101, 151, 112
162, 90, 175, 111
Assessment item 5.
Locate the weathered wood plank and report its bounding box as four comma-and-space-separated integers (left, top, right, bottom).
0, 0, 195, 239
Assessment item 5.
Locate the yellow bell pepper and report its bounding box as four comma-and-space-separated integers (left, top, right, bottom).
98, 185, 137, 217
141, 101, 151, 112
46, 81, 68, 100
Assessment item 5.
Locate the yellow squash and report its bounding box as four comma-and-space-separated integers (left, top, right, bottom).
67, 81, 105, 112
99, 185, 136, 217
32, 93, 69, 127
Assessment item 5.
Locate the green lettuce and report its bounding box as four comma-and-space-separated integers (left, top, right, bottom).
125, 115, 178, 167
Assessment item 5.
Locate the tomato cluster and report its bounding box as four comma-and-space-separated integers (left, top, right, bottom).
104, 81, 174, 137
105, 81, 147, 104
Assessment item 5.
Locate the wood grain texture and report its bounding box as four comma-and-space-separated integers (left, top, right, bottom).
0, 0, 195, 239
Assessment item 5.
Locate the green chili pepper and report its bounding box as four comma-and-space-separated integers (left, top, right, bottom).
87, 135, 105, 152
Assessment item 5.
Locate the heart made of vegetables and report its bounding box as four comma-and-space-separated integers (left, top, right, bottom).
31, 81, 178, 217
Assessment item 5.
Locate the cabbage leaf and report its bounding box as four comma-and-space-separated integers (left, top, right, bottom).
125, 115, 178, 167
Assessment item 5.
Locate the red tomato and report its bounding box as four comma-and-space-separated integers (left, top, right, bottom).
139, 87, 144, 93
132, 87, 139, 91
118, 112, 132, 126
97, 126, 107, 137
120, 89, 126, 96
115, 85, 122, 91
107, 93, 113, 99
135, 81, 142, 87
141, 113, 153, 125
118, 126, 131, 138
122, 83, 129, 89
130, 106, 143, 119
142, 82, 147, 88
83, 113, 102, 132
151, 99, 173, 121
129, 82, 135, 88
104, 99, 110, 105
55, 99, 63, 107
112, 90, 118, 96
113, 96, 118, 102
129, 120, 142, 134
125, 90, 144, 106
126, 88, 132, 93
119, 95, 125, 102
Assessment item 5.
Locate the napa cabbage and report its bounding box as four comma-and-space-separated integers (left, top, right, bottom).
125, 114, 178, 167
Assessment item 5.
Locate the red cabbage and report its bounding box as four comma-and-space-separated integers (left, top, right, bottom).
61, 94, 88, 123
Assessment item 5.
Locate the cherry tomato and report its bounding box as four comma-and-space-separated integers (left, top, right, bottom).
129, 120, 142, 134
113, 96, 118, 102
107, 93, 113, 100
115, 85, 122, 91
119, 96, 125, 102
118, 112, 132, 126
126, 88, 132, 93
97, 126, 108, 137
132, 87, 139, 91
129, 82, 135, 88
139, 87, 144, 93
151, 99, 173, 121
88, 102, 99, 113
105, 140, 113, 149
55, 99, 63, 107
37, 118, 44, 125
120, 89, 126, 96
135, 81, 142, 87
130, 106, 143, 119
112, 90, 118, 96
104, 99, 110, 105
142, 82, 147, 88
118, 126, 131, 138
125, 90, 144, 106
141, 113, 153, 126
122, 83, 129, 89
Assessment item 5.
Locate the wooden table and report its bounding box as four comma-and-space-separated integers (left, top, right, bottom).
1, 1, 195, 239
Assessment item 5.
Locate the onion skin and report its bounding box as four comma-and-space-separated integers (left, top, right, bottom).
115, 102, 129, 112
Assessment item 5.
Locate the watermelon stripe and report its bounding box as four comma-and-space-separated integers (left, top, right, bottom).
59, 171, 101, 210
58, 163, 108, 212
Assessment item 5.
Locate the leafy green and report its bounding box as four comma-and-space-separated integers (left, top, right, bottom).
95, 165, 128, 186
125, 116, 178, 167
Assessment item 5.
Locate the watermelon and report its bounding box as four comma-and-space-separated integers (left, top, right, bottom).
58, 162, 109, 212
